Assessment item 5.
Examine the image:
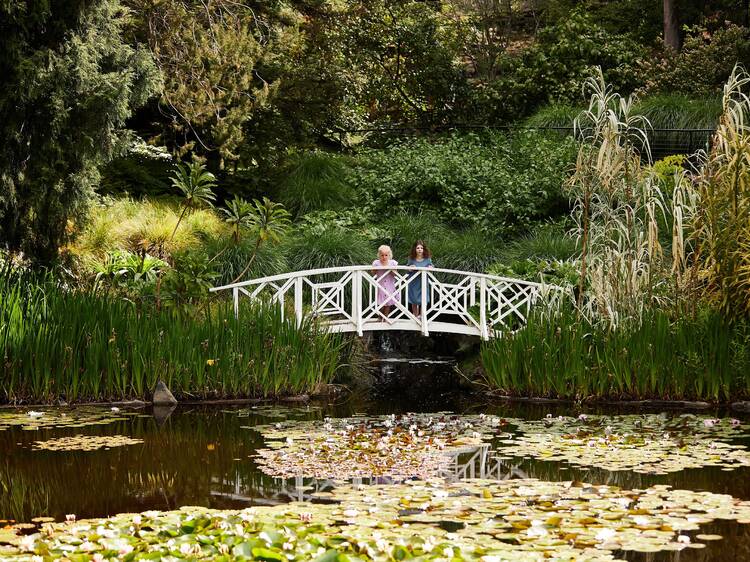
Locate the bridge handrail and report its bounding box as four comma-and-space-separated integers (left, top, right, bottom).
210, 265, 562, 293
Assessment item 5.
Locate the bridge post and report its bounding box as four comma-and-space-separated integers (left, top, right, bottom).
421, 270, 429, 336
479, 277, 489, 340
233, 287, 239, 319
353, 270, 363, 336
294, 277, 303, 328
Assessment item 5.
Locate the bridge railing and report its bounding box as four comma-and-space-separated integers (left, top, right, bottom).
210, 265, 566, 339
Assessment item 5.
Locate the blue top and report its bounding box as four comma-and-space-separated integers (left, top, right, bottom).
406, 257, 433, 305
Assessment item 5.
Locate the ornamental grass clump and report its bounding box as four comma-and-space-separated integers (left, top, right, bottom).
566, 69, 670, 328
691, 66, 750, 319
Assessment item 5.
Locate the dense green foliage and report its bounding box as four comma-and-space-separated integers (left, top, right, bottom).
481, 305, 750, 402
0, 0, 160, 261
0, 270, 344, 403
351, 132, 577, 235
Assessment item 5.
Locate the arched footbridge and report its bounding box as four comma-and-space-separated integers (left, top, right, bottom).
210, 266, 565, 340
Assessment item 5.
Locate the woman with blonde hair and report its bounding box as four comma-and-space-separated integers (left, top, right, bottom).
372, 245, 399, 319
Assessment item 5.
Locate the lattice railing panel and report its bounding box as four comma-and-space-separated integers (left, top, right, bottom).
212, 266, 563, 339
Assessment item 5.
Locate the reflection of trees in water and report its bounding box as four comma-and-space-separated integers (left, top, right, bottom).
0, 409, 295, 521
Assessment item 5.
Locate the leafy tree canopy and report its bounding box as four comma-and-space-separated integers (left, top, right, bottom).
0, 0, 160, 261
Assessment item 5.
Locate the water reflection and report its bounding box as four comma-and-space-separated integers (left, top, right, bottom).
2, 401, 750, 561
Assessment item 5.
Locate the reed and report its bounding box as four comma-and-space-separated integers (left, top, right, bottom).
480, 303, 750, 402
0, 269, 346, 404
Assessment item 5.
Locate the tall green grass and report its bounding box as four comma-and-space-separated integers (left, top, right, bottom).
526, 96, 721, 131
0, 270, 346, 403
480, 305, 750, 402
278, 152, 354, 217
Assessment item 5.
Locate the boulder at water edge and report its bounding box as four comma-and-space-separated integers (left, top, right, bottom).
152, 381, 177, 406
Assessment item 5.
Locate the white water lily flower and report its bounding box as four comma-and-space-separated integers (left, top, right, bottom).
28, 411, 44, 418
703, 419, 719, 427
578, 414, 588, 421
633, 515, 651, 526
19, 534, 36, 551
80, 541, 97, 552
180, 543, 192, 555
595, 528, 617, 541
111, 407, 120, 412
677, 535, 691, 544
119, 544, 134, 555
65, 514, 76, 522
31, 557, 43, 562
443, 546, 455, 558
93, 554, 105, 562
615, 497, 631, 508
342, 509, 359, 518
132, 514, 142, 526
731, 419, 741, 427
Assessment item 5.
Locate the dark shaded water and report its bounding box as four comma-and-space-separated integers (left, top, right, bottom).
2, 356, 750, 561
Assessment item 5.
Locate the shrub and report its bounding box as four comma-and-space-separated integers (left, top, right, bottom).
474, 11, 648, 121
641, 24, 750, 97
350, 132, 576, 236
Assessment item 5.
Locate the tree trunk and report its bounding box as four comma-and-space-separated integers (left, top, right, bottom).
663, 0, 681, 51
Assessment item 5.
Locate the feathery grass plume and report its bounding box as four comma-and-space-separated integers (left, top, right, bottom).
692, 65, 750, 318
566, 68, 669, 328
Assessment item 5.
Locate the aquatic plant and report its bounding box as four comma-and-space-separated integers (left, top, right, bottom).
32, 435, 144, 452
251, 413, 508, 480
499, 414, 750, 474
0, 271, 346, 403
4, 478, 750, 559
480, 304, 750, 401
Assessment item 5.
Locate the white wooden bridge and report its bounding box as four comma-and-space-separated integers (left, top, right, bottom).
210, 265, 563, 340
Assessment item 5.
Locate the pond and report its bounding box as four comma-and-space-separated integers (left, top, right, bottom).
2, 358, 750, 560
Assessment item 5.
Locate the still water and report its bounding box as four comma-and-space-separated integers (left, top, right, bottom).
2, 357, 750, 561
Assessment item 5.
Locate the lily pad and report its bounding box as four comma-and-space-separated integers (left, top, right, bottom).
252, 413, 512, 480
32, 435, 144, 452
498, 414, 750, 474
3, 478, 750, 560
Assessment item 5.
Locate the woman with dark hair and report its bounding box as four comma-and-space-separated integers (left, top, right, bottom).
406, 240, 434, 316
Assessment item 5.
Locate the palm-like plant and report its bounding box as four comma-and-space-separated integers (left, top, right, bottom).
170, 162, 217, 241
220, 196, 255, 242
232, 197, 291, 283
